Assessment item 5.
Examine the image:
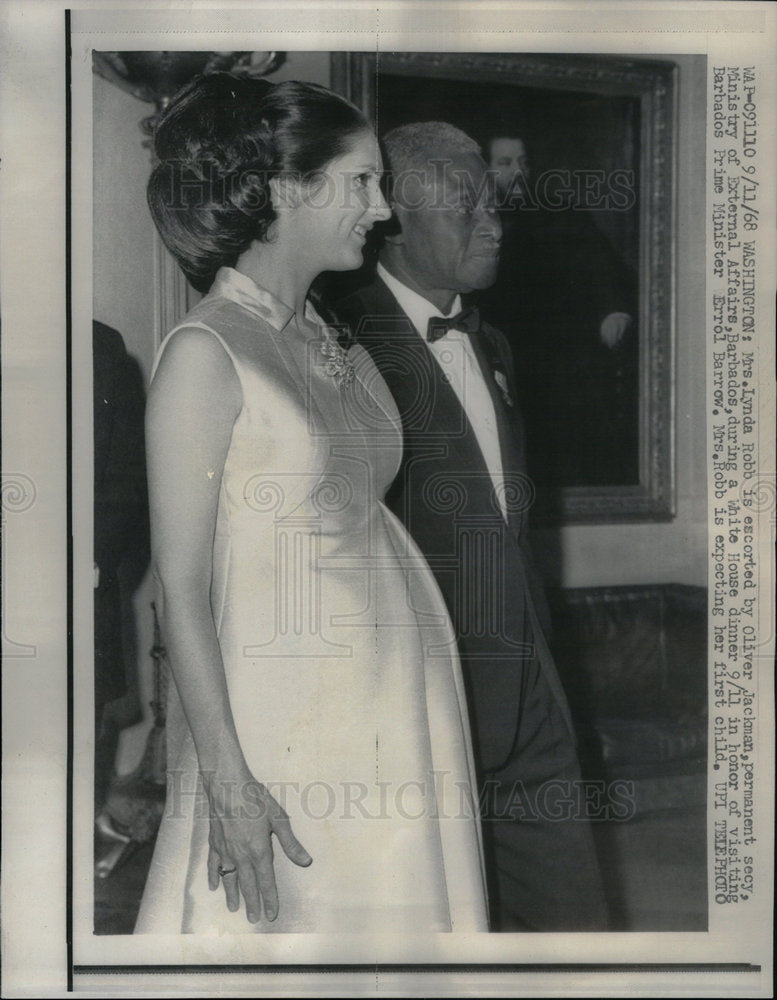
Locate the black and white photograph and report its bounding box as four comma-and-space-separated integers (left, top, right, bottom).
88, 47, 697, 940
1, 2, 775, 997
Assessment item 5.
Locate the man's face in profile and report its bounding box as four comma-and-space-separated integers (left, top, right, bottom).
489, 137, 530, 201
391, 150, 502, 299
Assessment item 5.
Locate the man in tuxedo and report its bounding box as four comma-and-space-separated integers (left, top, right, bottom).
336, 122, 608, 931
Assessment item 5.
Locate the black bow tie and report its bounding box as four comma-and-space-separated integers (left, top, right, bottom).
426, 306, 481, 342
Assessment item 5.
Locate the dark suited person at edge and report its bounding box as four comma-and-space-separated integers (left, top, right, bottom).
93, 321, 150, 821
480, 133, 639, 488
336, 122, 608, 931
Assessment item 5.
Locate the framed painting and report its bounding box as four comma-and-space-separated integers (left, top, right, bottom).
332, 52, 677, 524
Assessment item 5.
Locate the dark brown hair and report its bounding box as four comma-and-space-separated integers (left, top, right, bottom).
147, 73, 369, 293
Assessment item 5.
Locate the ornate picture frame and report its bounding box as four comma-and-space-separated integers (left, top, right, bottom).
332, 52, 677, 524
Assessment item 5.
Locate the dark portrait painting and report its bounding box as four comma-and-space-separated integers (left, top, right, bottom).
332, 53, 676, 524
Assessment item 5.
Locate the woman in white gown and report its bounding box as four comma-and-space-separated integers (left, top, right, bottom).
134, 73, 487, 935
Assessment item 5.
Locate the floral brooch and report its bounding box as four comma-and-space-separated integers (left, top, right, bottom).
319, 325, 355, 389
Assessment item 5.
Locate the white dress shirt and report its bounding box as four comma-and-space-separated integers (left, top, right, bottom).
377, 263, 507, 520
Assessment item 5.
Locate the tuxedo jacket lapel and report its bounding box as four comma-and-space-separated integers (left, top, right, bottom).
467, 328, 527, 537
471, 327, 575, 735
347, 279, 495, 483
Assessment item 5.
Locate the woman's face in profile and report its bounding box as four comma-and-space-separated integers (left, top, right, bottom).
299, 129, 391, 272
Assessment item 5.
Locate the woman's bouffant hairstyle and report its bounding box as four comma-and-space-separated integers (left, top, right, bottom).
147, 73, 370, 293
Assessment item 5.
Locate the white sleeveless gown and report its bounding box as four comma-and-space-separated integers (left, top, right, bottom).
134, 267, 487, 935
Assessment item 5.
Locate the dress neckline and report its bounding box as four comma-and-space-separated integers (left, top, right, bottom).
211, 267, 327, 340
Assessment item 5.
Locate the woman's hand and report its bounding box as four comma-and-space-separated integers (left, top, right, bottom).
204, 769, 312, 924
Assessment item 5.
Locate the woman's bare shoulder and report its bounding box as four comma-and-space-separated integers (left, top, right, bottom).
150, 323, 242, 417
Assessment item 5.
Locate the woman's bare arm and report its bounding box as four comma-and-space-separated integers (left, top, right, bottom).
147, 328, 310, 923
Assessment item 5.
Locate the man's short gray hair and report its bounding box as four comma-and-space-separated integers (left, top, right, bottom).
382, 121, 481, 177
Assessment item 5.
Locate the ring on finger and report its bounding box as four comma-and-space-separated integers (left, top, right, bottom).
217, 864, 237, 878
